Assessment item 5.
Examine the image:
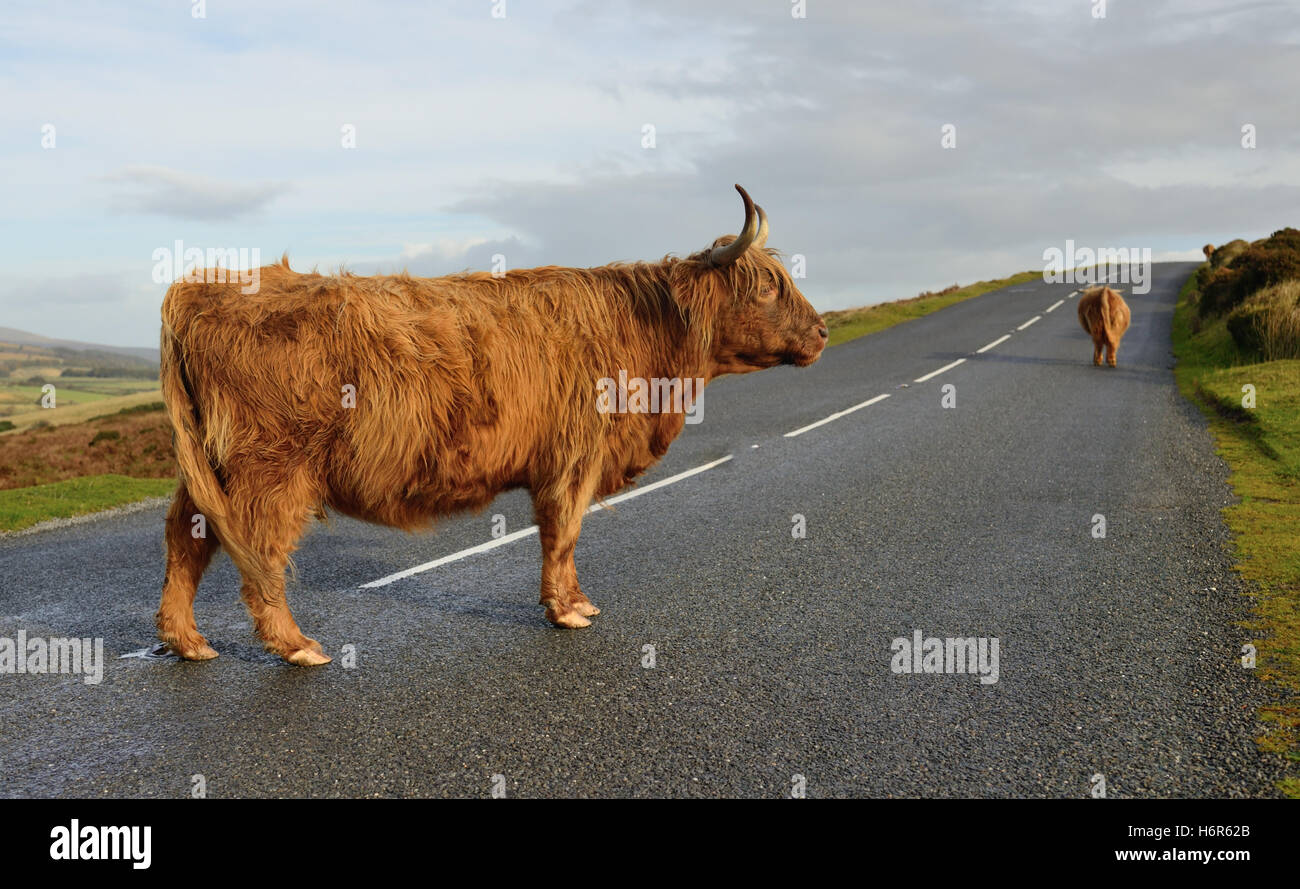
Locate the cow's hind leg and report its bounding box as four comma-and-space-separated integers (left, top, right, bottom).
227, 472, 330, 665
533, 470, 601, 628
1106, 337, 1119, 367
157, 482, 220, 660
1092, 334, 1104, 366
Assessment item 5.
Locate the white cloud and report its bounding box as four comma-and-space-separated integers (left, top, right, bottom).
103, 166, 291, 221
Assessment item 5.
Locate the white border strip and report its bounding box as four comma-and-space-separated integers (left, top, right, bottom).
784, 393, 890, 438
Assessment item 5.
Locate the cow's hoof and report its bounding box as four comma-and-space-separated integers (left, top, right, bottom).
285, 647, 332, 666
545, 607, 592, 629
173, 642, 219, 661
571, 600, 600, 617
161, 633, 219, 660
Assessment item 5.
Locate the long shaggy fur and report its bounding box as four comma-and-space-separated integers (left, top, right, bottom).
157, 231, 825, 664
1077, 285, 1132, 367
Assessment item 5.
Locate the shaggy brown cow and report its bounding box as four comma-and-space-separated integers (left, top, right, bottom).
1202, 243, 1216, 261
157, 185, 826, 665
1076, 285, 1132, 367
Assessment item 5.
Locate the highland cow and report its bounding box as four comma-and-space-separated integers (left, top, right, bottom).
1077, 285, 1132, 367
157, 185, 826, 664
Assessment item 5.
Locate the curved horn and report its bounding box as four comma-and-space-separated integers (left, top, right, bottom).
708, 184, 759, 266
754, 204, 769, 249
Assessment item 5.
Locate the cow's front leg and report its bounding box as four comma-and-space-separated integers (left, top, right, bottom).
533, 472, 600, 628
561, 556, 600, 618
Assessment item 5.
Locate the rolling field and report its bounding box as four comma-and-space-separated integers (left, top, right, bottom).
0, 337, 160, 433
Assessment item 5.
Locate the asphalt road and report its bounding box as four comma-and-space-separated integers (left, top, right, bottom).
0, 262, 1281, 798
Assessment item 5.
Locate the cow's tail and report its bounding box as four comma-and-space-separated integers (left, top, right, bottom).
1099, 287, 1121, 342
160, 312, 272, 588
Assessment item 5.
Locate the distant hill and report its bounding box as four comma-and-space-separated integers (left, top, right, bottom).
0, 327, 158, 365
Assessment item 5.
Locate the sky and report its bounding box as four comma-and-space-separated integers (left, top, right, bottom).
1, 0, 1297, 348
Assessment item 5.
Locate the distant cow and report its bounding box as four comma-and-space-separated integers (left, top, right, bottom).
157, 185, 827, 664
1076, 286, 1131, 367
1202, 244, 1215, 261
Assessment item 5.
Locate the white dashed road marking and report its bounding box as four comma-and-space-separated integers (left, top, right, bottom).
361, 526, 538, 588
913, 358, 966, 384
361, 454, 734, 587
591, 454, 733, 509
784, 393, 890, 439
1045, 300, 1064, 313
365, 283, 1072, 585
976, 334, 1011, 354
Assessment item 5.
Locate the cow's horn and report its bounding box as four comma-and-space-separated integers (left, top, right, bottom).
754, 204, 769, 249
709, 184, 760, 266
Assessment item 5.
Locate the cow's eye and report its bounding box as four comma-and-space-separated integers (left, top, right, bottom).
756, 285, 777, 304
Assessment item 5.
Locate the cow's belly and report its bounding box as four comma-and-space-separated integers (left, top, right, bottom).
321, 428, 531, 529
325, 470, 527, 529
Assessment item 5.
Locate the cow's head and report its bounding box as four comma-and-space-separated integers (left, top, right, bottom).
672, 185, 827, 377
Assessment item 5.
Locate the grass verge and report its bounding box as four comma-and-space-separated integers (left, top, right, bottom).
0, 474, 175, 533
1172, 267, 1300, 796
822, 270, 1041, 347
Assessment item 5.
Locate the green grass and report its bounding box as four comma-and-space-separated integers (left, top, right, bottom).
0, 387, 163, 434
0, 474, 175, 533
1173, 267, 1300, 796
822, 271, 1042, 347
0, 383, 111, 406
53, 376, 161, 395
0, 378, 159, 424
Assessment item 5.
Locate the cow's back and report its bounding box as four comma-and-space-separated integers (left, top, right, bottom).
163, 263, 567, 527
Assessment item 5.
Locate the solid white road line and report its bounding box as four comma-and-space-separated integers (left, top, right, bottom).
913, 358, 966, 384
1017, 315, 1041, 330
360, 454, 734, 588
784, 393, 890, 438
976, 334, 1011, 354
1045, 299, 1064, 313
